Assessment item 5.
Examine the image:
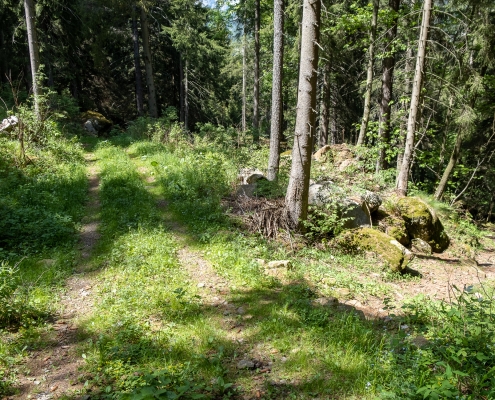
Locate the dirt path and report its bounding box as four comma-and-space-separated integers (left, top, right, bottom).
9, 153, 101, 400
156, 200, 246, 337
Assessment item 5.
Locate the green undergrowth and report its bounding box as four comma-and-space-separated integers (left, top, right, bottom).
80, 141, 239, 398
0, 133, 87, 396
3, 131, 494, 399
118, 134, 495, 399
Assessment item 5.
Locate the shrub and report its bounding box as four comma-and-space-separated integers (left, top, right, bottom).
0, 260, 45, 328
379, 287, 495, 399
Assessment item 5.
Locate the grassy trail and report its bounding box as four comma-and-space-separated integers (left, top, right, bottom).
32, 140, 378, 400
8, 152, 101, 399
4, 140, 396, 399
4, 137, 495, 399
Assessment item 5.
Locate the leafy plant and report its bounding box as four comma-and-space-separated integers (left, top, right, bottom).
0, 260, 46, 328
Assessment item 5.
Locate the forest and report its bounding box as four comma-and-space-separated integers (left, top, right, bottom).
1, 0, 495, 398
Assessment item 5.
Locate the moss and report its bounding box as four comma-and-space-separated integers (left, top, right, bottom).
339, 227, 407, 272
81, 111, 113, 134
398, 197, 449, 252
398, 197, 432, 232
373, 208, 410, 246
387, 225, 409, 246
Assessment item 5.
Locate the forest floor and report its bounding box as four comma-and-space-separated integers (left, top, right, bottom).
5, 140, 495, 400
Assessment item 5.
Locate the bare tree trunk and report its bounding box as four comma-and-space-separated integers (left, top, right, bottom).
319, 61, 331, 147
377, 0, 400, 171
396, 43, 413, 183
253, 0, 260, 142
184, 59, 189, 132
331, 94, 338, 144
434, 128, 463, 200
242, 25, 247, 133
132, 6, 144, 117
24, 0, 41, 120
487, 193, 495, 222
356, 0, 378, 146
286, 0, 321, 228
140, 7, 158, 118
267, 0, 285, 181
396, 0, 433, 196
179, 55, 184, 123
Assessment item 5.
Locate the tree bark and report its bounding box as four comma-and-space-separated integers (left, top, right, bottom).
24, 0, 41, 120
179, 55, 184, 123
356, 0, 378, 146
242, 24, 247, 133
377, 0, 400, 171
286, 0, 321, 228
319, 61, 331, 148
267, 0, 285, 181
434, 128, 463, 200
184, 58, 189, 132
396, 42, 413, 183
253, 0, 260, 141
396, 0, 433, 196
140, 7, 158, 118
132, 6, 144, 117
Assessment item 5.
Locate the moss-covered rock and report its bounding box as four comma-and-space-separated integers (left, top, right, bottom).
339, 227, 412, 272
398, 197, 449, 252
313, 145, 332, 162
373, 208, 410, 246
81, 111, 112, 135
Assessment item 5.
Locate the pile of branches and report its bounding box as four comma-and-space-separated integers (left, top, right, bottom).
224, 196, 292, 239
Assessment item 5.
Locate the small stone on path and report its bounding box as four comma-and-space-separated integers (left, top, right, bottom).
236, 306, 246, 315
237, 359, 255, 369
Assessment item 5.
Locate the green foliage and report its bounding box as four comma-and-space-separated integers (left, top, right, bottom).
126, 108, 180, 142
0, 261, 32, 328
146, 144, 236, 226
253, 177, 287, 198
195, 122, 239, 148
376, 286, 495, 399
0, 137, 86, 254
303, 203, 350, 240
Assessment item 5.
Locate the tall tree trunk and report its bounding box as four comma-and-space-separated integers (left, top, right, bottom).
434, 128, 463, 200
179, 55, 184, 123
24, 0, 41, 120
356, 0, 378, 146
487, 193, 495, 222
132, 6, 144, 117
267, 0, 285, 181
331, 94, 338, 144
140, 7, 158, 118
319, 60, 331, 148
396, 0, 433, 196
377, 0, 400, 171
286, 0, 321, 228
253, 0, 260, 141
184, 58, 189, 132
396, 42, 413, 183
242, 24, 247, 133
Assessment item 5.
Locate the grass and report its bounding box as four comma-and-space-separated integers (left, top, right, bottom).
2, 128, 495, 399
0, 133, 87, 396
